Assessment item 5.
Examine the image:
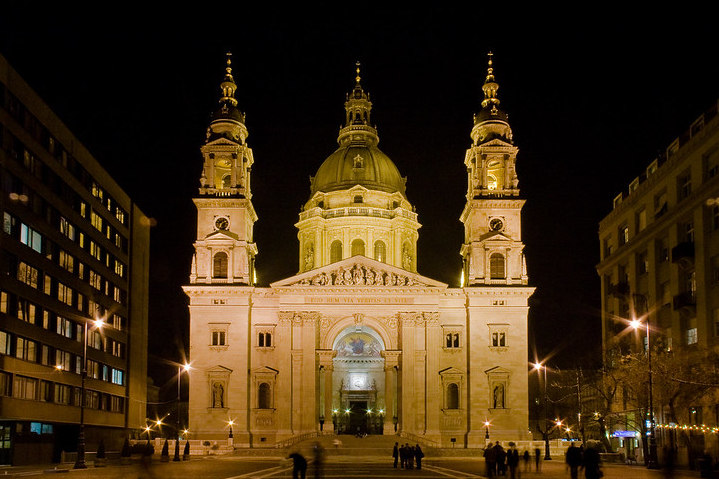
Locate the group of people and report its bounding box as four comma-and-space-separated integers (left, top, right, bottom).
483, 441, 522, 478
392, 442, 424, 470
565, 443, 602, 479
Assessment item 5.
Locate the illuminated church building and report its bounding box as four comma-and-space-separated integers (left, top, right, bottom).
184, 55, 534, 447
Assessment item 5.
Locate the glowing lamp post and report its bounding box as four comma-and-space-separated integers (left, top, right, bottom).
534, 362, 551, 460
631, 318, 659, 469
484, 420, 491, 442
74, 318, 105, 469
174, 363, 192, 461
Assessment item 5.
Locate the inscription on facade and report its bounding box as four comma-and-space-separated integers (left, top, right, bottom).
305, 297, 414, 304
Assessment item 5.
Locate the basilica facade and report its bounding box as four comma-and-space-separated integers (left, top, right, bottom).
184, 56, 534, 448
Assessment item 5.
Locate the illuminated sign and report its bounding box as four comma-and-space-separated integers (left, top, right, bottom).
611, 430, 637, 438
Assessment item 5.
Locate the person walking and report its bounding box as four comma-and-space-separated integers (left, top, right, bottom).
392, 442, 399, 468
494, 442, 506, 476
399, 443, 406, 469
406, 444, 414, 469
581, 446, 601, 479
415, 444, 424, 469
484, 443, 497, 478
523, 450, 530, 473
507, 442, 520, 479
565, 443, 582, 479
534, 447, 542, 472
312, 442, 324, 479
288, 452, 307, 479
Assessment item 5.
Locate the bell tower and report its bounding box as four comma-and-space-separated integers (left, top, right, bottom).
460, 53, 528, 286
190, 53, 257, 285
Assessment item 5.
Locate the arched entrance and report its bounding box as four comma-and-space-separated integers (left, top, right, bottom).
331, 325, 385, 434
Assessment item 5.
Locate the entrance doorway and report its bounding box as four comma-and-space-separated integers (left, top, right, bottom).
348, 401, 368, 435
331, 325, 387, 435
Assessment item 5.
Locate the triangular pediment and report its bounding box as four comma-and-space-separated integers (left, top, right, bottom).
205, 230, 238, 241
270, 255, 447, 288
439, 367, 465, 376
207, 365, 233, 374
203, 137, 241, 148
484, 366, 512, 375
480, 231, 513, 242
479, 138, 516, 150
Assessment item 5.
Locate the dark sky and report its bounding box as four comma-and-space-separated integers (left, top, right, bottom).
2, 7, 718, 390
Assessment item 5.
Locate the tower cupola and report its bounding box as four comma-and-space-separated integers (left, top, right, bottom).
471, 52, 513, 146
208, 52, 248, 145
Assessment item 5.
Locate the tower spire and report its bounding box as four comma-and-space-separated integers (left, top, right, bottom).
339, 61, 378, 146
481, 52, 500, 110
219, 51, 238, 108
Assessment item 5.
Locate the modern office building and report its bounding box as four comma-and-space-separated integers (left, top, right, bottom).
185, 55, 534, 448
597, 100, 719, 458
0, 53, 150, 465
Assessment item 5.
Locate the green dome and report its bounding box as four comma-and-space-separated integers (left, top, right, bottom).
310, 144, 406, 197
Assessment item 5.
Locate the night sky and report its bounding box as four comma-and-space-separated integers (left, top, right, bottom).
2, 7, 718, 394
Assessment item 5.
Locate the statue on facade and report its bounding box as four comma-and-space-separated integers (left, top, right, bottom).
304, 244, 314, 271
212, 382, 224, 408
493, 384, 504, 409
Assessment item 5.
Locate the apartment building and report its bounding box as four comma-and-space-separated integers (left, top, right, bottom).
597, 99, 719, 458
0, 53, 149, 465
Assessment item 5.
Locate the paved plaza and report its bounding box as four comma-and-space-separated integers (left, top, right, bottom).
0, 454, 704, 478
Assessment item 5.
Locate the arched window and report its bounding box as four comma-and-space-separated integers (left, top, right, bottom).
490, 253, 505, 279
258, 382, 271, 409
351, 239, 365, 257
221, 174, 231, 189
447, 383, 459, 409
330, 240, 343, 263
213, 252, 228, 278
374, 241, 386, 263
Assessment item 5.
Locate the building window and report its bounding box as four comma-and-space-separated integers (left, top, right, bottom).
15, 337, 37, 362
351, 239, 365, 257
658, 237, 669, 262
684, 222, 695, 243
492, 332, 506, 347
618, 224, 629, 246
13, 376, 37, 400
111, 369, 124, 385
687, 327, 698, 345
258, 331, 272, 347
330, 240, 342, 263
20, 223, 43, 253
0, 331, 11, 355
489, 253, 505, 279
603, 237, 614, 258
213, 252, 228, 278
446, 383, 459, 409
636, 208, 647, 233
258, 382, 271, 409
374, 241, 386, 263
654, 190, 668, 217
353, 195, 363, 203
211, 330, 226, 346
17, 262, 39, 288
637, 251, 649, 275
445, 333, 460, 348
677, 172, 691, 200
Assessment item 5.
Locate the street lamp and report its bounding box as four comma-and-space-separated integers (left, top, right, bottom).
74, 318, 105, 469
631, 318, 659, 469
534, 362, 551, 460
484, 420, 491, 441
227, 420, 234, 439
174, 363, 192, 462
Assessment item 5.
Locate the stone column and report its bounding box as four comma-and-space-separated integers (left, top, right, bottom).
317, 350, 336, 433
382, 350, 401, 435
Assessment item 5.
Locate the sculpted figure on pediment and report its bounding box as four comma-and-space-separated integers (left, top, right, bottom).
335, 267, 346, 285
352, 265, 364, 285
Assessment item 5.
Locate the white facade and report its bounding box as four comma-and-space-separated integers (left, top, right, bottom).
185, 55, 534, 448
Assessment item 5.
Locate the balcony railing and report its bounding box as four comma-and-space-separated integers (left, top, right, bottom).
673, 292, 696, 311
671, 242, 695, 263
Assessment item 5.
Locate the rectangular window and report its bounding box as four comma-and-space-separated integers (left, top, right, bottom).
637, 251, 649, 275
17, 299, 37, 324
13, 375, 37, 400
211, 330, 226, 346
111, 369, 124, 385
56, 282, 73, 306
59, 250, 74, 273
55, 350, 71, 371
0, 371, 11, 396
678, 171, 692, 200
636, 208, 647, 233
90, 210, 102, 231
54, 384, 71, 404
15, 337, 37, 362
17, 262, 39, 288
89, 241, 101, 260
658, 237, 669, 262
444, 332, 461, 348
618, 224, 629, 246
0, 331, 11, 355
687, 327, 698, 345
20, 223, 43, 253
654, 190, 668, 217
59, 217, 75, 241
114, 260, 124, 278
89, 270, 102, 290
